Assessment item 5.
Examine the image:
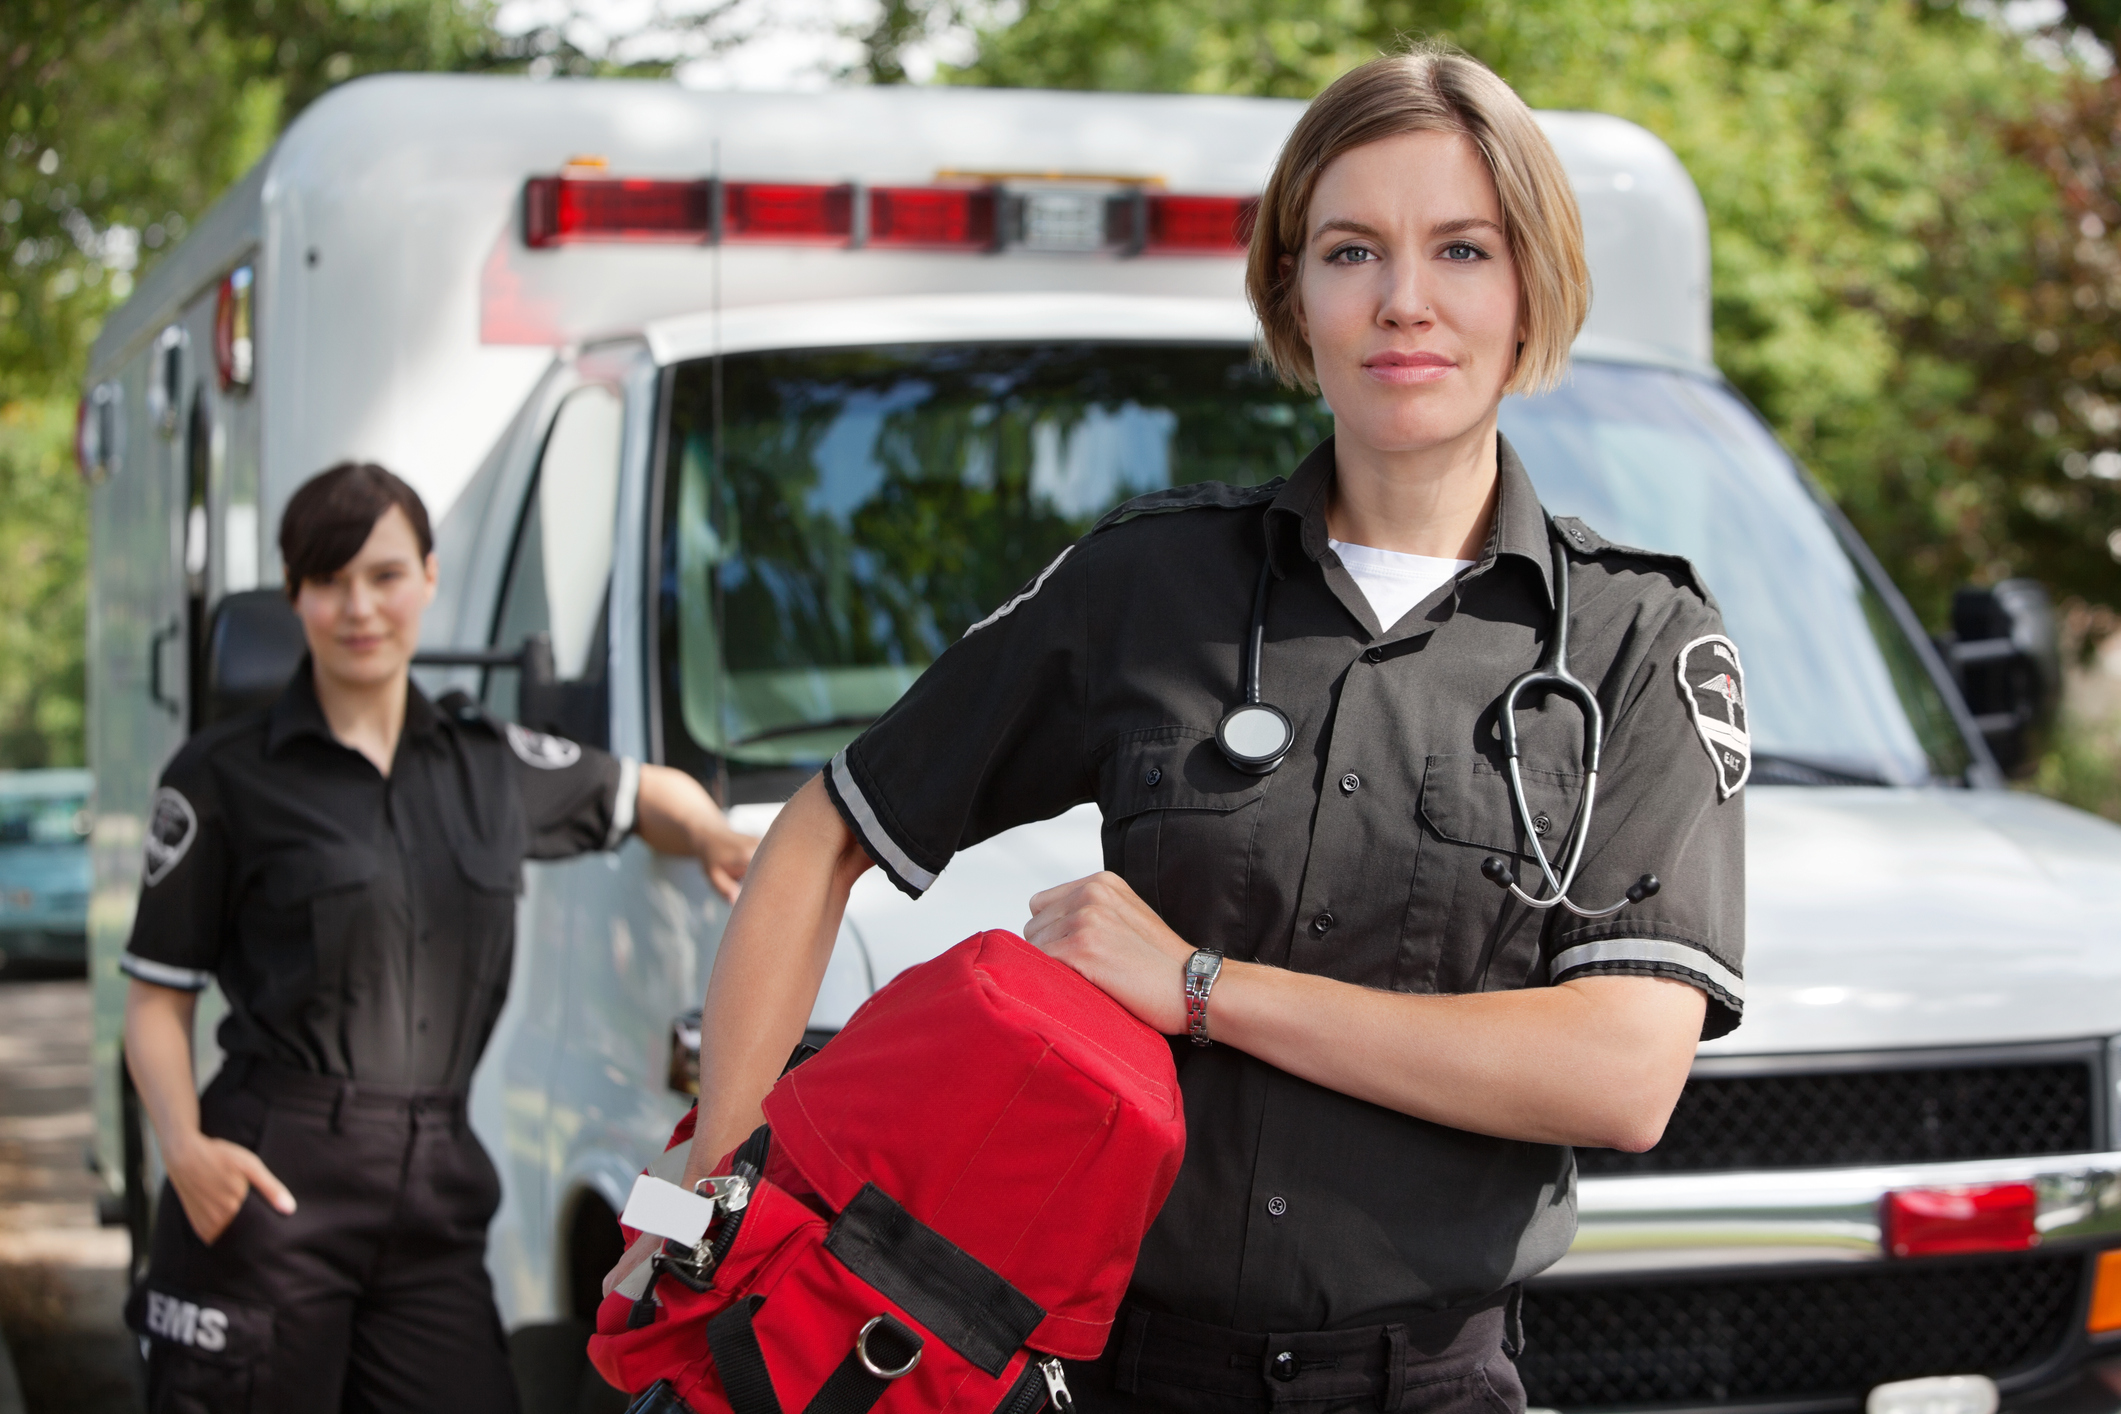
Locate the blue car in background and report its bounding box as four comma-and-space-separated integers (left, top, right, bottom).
0, 769, 92, 971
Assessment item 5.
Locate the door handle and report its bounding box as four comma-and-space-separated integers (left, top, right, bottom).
148, 618, 182, 720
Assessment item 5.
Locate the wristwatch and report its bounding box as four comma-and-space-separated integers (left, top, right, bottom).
1184, 949, 1225, 1047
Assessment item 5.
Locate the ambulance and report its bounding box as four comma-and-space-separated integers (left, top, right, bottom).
79, 75, 2121, 1411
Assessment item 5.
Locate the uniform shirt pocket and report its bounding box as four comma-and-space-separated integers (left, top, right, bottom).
1406, 755, 1583, 994
1099, 728, 1270, 945
448, 837, 521, 897
244, 849, 379, 1027
1418, 754, 1583, 859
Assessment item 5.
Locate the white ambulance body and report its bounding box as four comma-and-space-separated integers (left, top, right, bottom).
81, 77, 2121, 1408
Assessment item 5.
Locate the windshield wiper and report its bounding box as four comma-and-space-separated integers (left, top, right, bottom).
730, 715, 881, 748
1748, 752, 1890, 787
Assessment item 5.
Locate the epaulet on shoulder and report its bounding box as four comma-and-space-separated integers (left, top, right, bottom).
171, 705, 267, 770
1089, 479, 1284, 537
436, 690, 501, 735
1550, 515, 1718, 609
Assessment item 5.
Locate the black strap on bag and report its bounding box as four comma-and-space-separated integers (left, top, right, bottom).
823, 1184, 1044, 1377
709, 1298, 926, 1414
626, 1380, 700, 1414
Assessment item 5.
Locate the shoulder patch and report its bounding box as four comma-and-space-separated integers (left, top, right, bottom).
1677, 634, 1750, 799
1088, 479, 1284, 537
143, 787, 198, 886
1552, 515, 1715, 607
505, 722, 582, 770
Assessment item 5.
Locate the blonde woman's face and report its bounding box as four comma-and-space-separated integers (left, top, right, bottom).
1294, 130, 1524, 457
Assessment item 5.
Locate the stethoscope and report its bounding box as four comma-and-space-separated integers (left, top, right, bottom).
1213, 525, 1661, 919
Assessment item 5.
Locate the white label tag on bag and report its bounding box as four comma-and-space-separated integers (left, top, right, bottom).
621, 1174, 717, 1247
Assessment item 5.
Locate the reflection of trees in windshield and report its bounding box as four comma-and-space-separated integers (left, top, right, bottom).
714, 346, 1324, 663
662, 345, 1331, 769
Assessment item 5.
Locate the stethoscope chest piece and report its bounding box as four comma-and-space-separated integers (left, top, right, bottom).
1216, 702, 1292, 775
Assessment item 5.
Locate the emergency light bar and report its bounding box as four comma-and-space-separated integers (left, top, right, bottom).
522, 175, 1255, 255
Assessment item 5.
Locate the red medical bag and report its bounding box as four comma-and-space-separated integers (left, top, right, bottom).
588, 930, 1187, 1414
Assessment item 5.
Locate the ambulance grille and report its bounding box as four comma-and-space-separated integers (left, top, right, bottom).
1518, 1254, 2081, 1408
1575, 1059, 2095, 1176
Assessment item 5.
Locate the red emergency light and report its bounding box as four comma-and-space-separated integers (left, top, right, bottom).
1883, 1182, 2038, 1258
869, 186, 996, 250
524, 176, 713, 247
1143, 194, 1259, 253
723, 183, 855, 242
520, 173, 1259, 256
214, 264, 254, 391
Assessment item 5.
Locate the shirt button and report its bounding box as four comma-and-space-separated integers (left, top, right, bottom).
1311, 911, 1334, 936
1145, 767, 1162, 787
1339, 772, 1360, 795
1532, 812, 1552, 835
1267, 1194, 1288, 1217
1362, 647, 1384, 664
1271, 1351, 1298, 1382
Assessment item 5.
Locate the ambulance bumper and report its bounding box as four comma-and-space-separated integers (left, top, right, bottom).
1545, 1150, 2121, 1277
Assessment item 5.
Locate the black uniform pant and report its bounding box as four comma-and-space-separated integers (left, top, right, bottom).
126, 1059, 519, 1414
1064, 1292, 1525, 1414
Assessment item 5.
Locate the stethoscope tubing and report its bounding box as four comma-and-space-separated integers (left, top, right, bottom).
1218, 519, 1656, 919
1494, 535, 1651, 918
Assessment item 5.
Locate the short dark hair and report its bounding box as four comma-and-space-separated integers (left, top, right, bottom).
279, 462, 433, 596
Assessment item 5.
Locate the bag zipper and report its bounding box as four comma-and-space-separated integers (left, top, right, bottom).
992, 1356, 1073, 1414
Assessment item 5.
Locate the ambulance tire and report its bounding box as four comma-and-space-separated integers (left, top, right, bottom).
505, 1192, 629, 1414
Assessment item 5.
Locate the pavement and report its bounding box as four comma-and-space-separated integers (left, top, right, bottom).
0, 970, 140, 1414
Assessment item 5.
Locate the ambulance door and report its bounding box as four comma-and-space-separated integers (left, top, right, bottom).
475, 344, 712, 1332
88, 309, 217, 1273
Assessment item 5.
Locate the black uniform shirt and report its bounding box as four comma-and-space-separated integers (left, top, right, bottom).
824, 435, 1747, 1330
121, 665, 639, 1091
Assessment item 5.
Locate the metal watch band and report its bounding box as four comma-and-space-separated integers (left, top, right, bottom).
1184, 949, 1224, 1047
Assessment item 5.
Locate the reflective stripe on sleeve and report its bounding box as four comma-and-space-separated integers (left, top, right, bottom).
1550, 937, 1745, 1002
120, 954, 213, 992
829, 750, 938, 895
607, 757, 641, 849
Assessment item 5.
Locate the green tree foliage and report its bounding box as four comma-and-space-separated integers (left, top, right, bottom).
947, 0, 2121, 631
0, 400, 88, 767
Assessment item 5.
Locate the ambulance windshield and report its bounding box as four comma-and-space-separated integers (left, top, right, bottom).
660, 344, 1968, 797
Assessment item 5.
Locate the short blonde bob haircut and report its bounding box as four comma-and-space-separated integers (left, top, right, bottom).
1247, 44, 1590, 396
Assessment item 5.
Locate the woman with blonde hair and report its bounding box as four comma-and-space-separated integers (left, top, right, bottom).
616, 45, 1746, 1411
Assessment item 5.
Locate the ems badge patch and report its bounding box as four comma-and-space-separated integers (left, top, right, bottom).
144, 787, 197, 886
1677, 634, 1750, 800
506, 722, 581, 771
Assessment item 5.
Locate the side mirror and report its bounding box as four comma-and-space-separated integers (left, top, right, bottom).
203, 590, 307, 726
1939, 579, 2061, 776
515, 634, 610, 749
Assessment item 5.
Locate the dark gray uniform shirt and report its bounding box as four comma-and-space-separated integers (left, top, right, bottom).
121, 666, 641, 1091
825, 435, 1747, 1332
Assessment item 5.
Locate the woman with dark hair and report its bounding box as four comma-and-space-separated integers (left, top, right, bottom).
122, 461, 756, 1413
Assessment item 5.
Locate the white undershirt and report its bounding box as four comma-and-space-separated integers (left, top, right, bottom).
1328, 539, 1475, 631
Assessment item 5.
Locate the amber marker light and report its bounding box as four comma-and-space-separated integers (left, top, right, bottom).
2088, 1249, 2121, 1334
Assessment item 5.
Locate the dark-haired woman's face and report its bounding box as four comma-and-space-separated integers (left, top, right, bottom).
291, 505, 438, 694
1295, 129, 1523, 461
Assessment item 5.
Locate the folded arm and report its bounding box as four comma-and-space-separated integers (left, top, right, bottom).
1024, 871, 1704, 1152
